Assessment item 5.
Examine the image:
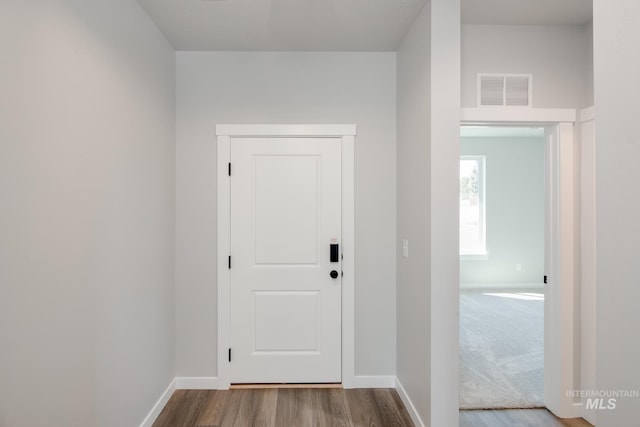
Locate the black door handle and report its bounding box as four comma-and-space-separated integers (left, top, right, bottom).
330, 270, 339, 279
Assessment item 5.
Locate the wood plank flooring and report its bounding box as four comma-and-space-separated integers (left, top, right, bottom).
152, 388, 594, 427
152, 388, 415, 427
460, 409, 594, 427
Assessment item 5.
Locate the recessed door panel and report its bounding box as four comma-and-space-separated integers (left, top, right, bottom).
253, 156, 319, 265
253, 291, 320, 352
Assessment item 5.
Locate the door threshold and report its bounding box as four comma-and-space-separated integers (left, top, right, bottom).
230, 383, 342, 390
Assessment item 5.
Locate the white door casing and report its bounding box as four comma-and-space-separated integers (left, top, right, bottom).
577, 106, 596, 425
543, 122, 576, 418
461, 108, 577, 418
216, 125, 356, 389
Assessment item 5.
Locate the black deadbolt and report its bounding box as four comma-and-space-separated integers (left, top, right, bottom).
330, 243, 339, 262
330, 270, 339, 279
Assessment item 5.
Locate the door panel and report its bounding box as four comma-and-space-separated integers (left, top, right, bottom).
253, 291, 319, 352
230, 137, 342, 384
253, 156, 319, 265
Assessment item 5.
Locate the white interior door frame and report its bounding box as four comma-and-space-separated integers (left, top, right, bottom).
461, 108, 577, 418
543, 122, 577, 418
577, 106, 596, 425
216, 124, 356, 390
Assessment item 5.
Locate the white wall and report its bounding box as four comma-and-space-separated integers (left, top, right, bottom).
429, 1, 461, 425
585, 23, 594, 107
396, 0, 460, 425
175, 52, 397, 378
579, 110, 596, 424
594, 1, 640, 425
0, 1, 176, 426
462, 24, 592, 108
396, 2, 432, 423
460, 137, 545, 286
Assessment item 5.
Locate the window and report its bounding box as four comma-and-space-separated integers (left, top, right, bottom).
460, 156, 486, 256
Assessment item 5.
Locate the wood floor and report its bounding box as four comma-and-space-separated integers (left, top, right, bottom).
152, 388, 415, 427
460, 409, 594, 427
152, 388, 594, 427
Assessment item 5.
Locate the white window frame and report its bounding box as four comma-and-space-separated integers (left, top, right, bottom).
459, 155, 487, 259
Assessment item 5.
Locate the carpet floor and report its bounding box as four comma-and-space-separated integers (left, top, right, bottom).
459, 288, 544, 410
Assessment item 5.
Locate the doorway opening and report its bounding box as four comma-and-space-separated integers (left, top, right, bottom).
457, 118, 577, 417
459, 125, 546, 409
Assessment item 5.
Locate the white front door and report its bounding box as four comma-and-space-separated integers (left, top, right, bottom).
229, 137, 342, 384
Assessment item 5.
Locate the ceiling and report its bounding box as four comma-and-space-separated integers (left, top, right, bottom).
136, 0, 427, 51
136, 0, 593, 51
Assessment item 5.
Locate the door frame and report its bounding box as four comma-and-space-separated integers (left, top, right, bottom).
215, 124, 356, 389
461, 107, 578, 418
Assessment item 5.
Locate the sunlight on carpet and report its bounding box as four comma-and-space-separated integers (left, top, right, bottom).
459, 288, 544, 409
482, 292, 544, 301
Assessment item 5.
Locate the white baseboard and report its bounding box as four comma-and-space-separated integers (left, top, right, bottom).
139, 378, 176, 427
395, 377, 425, 427
175, 376, 219, 389
139, 377, 219, 427
353, 375, 396, 388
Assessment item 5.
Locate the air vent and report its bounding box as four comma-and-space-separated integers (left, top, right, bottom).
477, 74, 532, 107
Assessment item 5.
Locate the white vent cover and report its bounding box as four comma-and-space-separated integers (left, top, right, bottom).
477, 73, 532, 107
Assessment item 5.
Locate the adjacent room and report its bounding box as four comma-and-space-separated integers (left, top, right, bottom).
458, 126, 545, 410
